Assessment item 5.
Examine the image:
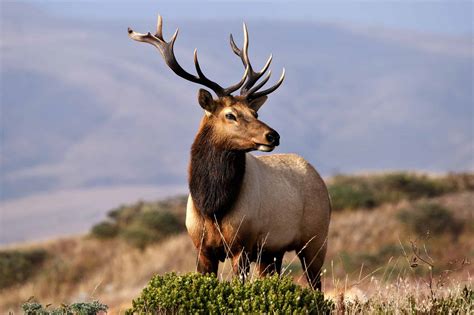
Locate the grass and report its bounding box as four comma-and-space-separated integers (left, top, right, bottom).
336, 284, 473, 314
0, 172, 472, 313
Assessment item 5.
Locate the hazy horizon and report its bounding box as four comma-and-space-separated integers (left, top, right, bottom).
1, 1, 472, 244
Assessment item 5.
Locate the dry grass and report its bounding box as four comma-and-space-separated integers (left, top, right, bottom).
1, 192, 472, 313
1, 235, 196, 313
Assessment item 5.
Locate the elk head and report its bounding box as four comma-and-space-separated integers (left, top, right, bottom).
128, 16, 285, 152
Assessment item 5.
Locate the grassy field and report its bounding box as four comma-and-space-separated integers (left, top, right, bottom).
1, 172, 473, 313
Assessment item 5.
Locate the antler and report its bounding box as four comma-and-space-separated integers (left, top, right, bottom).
128, 15, 249, 97
230, 23, 285, 100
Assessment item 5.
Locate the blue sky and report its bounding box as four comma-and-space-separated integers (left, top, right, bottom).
14, 0, 473, 36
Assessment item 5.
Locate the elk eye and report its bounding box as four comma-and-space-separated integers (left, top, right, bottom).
225, 113, 237, 121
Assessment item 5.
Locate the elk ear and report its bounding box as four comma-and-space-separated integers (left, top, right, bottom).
248, 96, 268, 112
198, 89, 216, 115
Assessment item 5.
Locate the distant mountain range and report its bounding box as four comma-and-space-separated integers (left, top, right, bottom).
1, 3, 472, 244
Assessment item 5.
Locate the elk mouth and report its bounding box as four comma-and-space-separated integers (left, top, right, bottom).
255, 143, 276, 152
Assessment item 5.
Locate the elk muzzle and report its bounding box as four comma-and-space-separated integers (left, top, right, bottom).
265, 130, 280, 146
253, 128, 280, 152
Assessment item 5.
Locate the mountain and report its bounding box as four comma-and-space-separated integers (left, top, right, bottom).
1, 3, 472, 244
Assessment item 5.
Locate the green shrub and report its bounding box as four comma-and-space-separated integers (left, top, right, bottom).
22, 299, 108, 315
107, 202, 143, 224
127, 273, 333, 314
120, 225, 160, 250
137, 211, 183, 235
397, 202, 464, 238
90, 222, 119, 239
0, 248, 48, 289
90, 197, 186, 249
380, 173, 447, 200
69, 301, 108, 314
329, 181, 376, 210
328, 172, 472, 211
119, 211, 184, 249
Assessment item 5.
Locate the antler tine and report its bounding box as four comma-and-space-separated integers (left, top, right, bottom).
229, 34, 242, 59
223, 64, 250, 95
247, 70, 272, 96
193, 49, 228, 95
242, 23, 251, 68
128, 15, 283, 99
129, 15, 251, 97
230, 23, 282, 98
193, 47, 248, 96
249, 68, 285, 100
155, 15, 164, 39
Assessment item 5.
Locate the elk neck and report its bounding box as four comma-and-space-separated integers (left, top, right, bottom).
189, 121, 246, 219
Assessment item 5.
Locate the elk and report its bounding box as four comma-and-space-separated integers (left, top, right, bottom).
128, 16, 331, 290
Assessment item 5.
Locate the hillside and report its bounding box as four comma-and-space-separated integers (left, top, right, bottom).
1, 172, 472, 313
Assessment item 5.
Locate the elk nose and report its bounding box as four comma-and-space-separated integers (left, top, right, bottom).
265, 130, 280, 146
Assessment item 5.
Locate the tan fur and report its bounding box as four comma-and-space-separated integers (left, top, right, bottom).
186, 153, 331, 281
209, 100, 272, 151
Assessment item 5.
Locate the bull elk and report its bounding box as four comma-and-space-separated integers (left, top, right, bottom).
128, 16, 331, 290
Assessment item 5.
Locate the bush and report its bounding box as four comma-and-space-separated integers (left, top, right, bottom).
90, 197, 186, 249
444, 172, 474, 191
90, 222, 119, 239
328, 172, 472, 211
0, 248, 48, 289
329, 181, 376, 210
22, 299, 108, 315
120, 211, 184, 249
127, 273, 333, 314
137, 211, 183, 235
380, 173, 446, 200
397, 202, 464, 238
121, 225, 159, 250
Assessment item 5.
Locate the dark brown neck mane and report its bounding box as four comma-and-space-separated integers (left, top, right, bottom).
189, 123, 246, 219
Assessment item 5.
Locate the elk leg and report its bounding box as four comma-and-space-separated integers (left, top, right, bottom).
298, 242, 327, 291
232, 250, 250, 282
197, 250, 218, 275
257, 252, 283, 276
301, 260, 322, 291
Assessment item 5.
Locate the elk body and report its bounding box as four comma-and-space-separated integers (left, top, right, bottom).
128, 16, 331, 290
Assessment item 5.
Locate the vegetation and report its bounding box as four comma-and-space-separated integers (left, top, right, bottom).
398, 202, 464, 238
128, 273, 473, 314
1, 172, 472, 313
338, 244, 403, 275
22, 299, 107, 315
128, 273, 333, 314
341, 286, 473, 314
328, 172, 474, 210
90, 197, 187, 249
0, 248, 49, 289
90, 222, 118, 239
